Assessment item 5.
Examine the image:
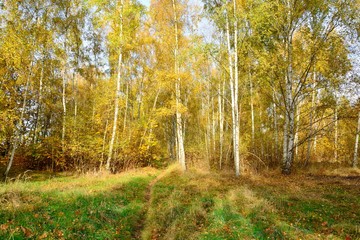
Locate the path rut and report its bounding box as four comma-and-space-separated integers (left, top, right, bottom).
134, 165, 177, 239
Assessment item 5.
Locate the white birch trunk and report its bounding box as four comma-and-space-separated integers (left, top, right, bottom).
249, 69, 255, 150
137, 76, 144, 119
33, 60, 44, 143
334, 98, 339, 162
212, 96, 216, 154
353, 111, 360, 168
313, 88, 320, 154
62, 66, 67, 156
123, 82, 129, 132
74, 72, 78, 130
62, 10, 70, 157
294, 103, 300, 157
218, 82, 224, 169
273, 92, 279, 161
106, 0, 123, 171
172, 0, 186, 171
205, 95, 210, 164
283, 103, 289, 167
233, 0, 240, 176
306, 79, 316, 164
225, 3, 240, 176
282, 0, 295, 174
206, 80, 211, 160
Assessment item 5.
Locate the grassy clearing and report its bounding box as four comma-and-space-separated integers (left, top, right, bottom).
0, 168, 158, 239
1, 166, 359, 239
143, 169, 360, 240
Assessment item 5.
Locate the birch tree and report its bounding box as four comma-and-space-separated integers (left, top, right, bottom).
172, 0, 186, 171
106, 0, 124, 171
4, 67, 32, 180
210, 2, 239, 175
1, 0, 36, 179
229, 0, 240, 176
280, 0, 355, 174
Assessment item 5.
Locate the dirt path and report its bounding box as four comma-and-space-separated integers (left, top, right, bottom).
134, 165, 178, 239
145, 167, 173, 200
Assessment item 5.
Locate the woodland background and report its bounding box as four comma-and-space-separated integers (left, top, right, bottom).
0, 0, 359, 179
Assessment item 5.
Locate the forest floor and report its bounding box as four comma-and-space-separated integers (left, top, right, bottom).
0, 165, 359, 239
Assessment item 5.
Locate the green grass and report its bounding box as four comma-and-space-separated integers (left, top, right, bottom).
253, 183, 360, 239
0, 169, 158, 239
143, 169, 360, 240
1, 167, 359, 239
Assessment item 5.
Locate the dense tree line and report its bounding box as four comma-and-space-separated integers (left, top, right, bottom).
0, 0, 359, 180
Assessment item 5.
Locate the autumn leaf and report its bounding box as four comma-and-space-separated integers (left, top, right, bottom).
20, 226, 33, 238
38, 232, 48, 239
54, 229, 64, 237
0, 223, 9, 231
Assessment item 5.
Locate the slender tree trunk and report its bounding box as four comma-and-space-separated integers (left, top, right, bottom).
183, 90, 189, 141
218, 81, 224, 169
100, 118, 109, 170
123, 81, 129, 132
146, 90, 160, 149
294, 102, 300, 157
62, 64, 67, 157
233, 0, 240, 176
140, 89, 160, 147
106, 0, 124, 171
259, 106, 265, 157
74, 72, 78, 130
273, 92, 279, 162
306, 79, 316, 164
114, 131, 119, 167
91, 84, 96, 131
137, 76, 144, 119
282, 0, 295, 174
353, 111, 360, 168
225, 13, 234, 156
285, 100, 296, 173
172, 0, 186, 171
4, 67, 32, 180
171, 116, 177, 160
61, 16, 70, 158
334, 98, 339, 162
313, 88, 319, 154
205, 101, 210, 164
314, 129, 317, 154
249, 68, 255, 150
225, 4, 240, 177
206, 79, 211, 161
212, 96, 216, 154
33, 60, 44, 144
282, 98, 289, 168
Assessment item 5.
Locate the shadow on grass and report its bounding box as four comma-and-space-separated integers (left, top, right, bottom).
0, 176, 152, 239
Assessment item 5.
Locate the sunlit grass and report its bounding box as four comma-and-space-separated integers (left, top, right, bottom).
0, 168, 158, 239
143, 168, 360, 240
